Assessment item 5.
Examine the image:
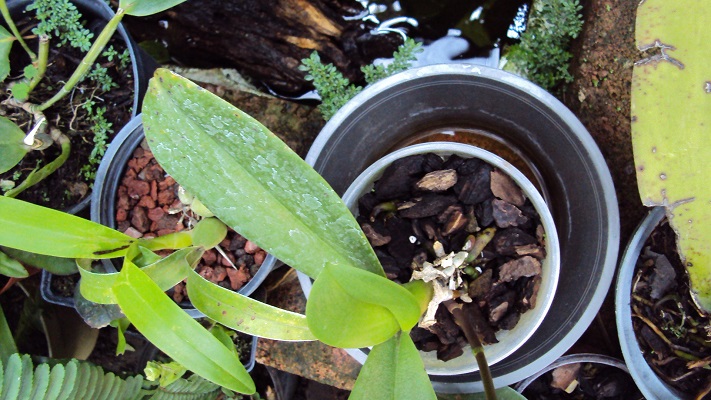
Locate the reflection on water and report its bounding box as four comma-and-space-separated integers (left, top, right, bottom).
360, 0, 530, 64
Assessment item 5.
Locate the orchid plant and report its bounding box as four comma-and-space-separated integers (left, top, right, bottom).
0, 68, 530, 399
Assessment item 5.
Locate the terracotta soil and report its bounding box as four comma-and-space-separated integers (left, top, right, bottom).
116, 141, 266, 302
0, 10, 135, 210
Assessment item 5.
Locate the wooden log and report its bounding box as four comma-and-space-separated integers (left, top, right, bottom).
120, 0, 401, 95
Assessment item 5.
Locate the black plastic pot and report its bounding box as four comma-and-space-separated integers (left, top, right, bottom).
27, 0, 156, 307
296, 64, 620, 391
88, 115, 275, 318
615, 207, 684, 399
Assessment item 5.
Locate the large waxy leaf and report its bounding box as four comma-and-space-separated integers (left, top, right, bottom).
305, 263, 422, 348
0, 116, 29, 174
78, 246, 202, 304
187, 269, 316, 341
0, 26, 13, 82
119, 0, 188, 16
112, 262, 255, 394
349, 332, 436, 400
0, 197, 133, 259
142, 68, 383, 279
0, 250, 27, 278
632, 0, 711, 311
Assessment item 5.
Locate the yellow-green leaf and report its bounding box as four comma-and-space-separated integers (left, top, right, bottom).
0, 25, 12, 82
112, 262, 255, 394
0, 197, 133, 259
632, 0, 711, 311
187, 269, 316, 341
0, 116, 29, 174
350, 332, 436, 400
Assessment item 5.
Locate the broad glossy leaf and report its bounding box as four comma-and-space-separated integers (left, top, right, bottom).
0, 250, 27, 278
632, 0, 711, 311
120, 0, 188, 16
188, 269, 315, 341
0, 25, 12, 82
112, 262, 255, 394
350, 332, 435, 400
0, 116, 29, 173
142, 68, 383, 279
0, 197, 133, 259
189, 217, 227, 248
306, 264, 414, 348
78, 246, 201, 304
1, 247, 77, 275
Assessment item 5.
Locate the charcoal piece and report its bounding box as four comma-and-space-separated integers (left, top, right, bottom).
438, 205, 468, 236
373, 154, 425, 200
427, 305, 461, 345
499, 256, 542, 282
475, 198, 495, 227
456, 164, 493, 205
639, 324, 670, 358
456, 157, 486, 175
358, 191, 379, 217
422, 152, 445, 172
384, 218, 417, 267
420, 340, 441, 352
520, 275, 542, 310
492, 199, 529, 228
648, 251, 677, 300
462, 302, 498, 345
442, 154, 465, 170
437, 343, 464, 362
468, 268, 493, 300
411, 249, 428, 270
448, 230, 469, 253
518, 200, 539, 219
490, 169, 526, 206
498, 311, 520, 330
361, 222, 391, 247
488, 291, 515, 323
399, 194, 458, 219
410, 326, 437, 343
415, 169, 458, 192
494, 228, 538, 256
464, 205, 479, 233
420, 218, 438, 240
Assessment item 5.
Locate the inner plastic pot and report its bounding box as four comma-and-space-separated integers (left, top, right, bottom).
91, 115, 276, 318
615, 207, 683, 399
288, 64, 619, 391
303, 142, 560, 375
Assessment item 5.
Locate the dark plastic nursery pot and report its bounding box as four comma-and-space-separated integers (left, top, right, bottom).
615, 207, 684, 399
284, 64, 619, 392
88, 115, 276, 318
30, 0, 156, 307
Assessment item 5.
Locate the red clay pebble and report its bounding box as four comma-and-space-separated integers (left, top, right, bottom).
147, 207, 165, 222
123, 226, 143, 239
254, 250, 266, 266
202, 249, 217, 265
213, 265, 227, 281
130, 207, 150, 232
126, 179, 150, 198
137, 195, 155, 208
173, 282, 185, 303
244, 240, 259, 254
116, 208, 127, 222
226, 266, 249, 290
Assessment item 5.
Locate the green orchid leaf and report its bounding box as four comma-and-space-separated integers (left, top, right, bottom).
142, 68, 383, 279
189, 217, 227, 249
0, 247, 77, 275
119, 0, 188, 17
632, 0, 711, 312
112, 261, 255, 394
4, 136, 69, 198
0, 25, 12, 82
0, 197, 133, 259
109, 318, 131, 355
0, 116, 29, 174
187, 269, 316, 341
0, 306, 18, 364
0, 250, 27, 278
350, 332, 436, 400
78, 246, 202, 304
305, 263, 424, 348
136, 231, 192, 252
